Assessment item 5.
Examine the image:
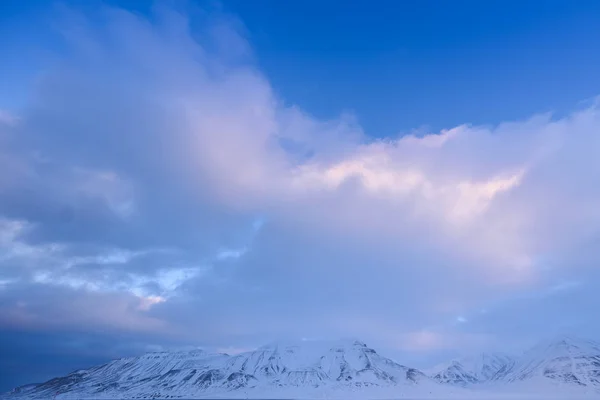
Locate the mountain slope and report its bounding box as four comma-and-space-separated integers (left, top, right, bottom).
5, 340, 431, 399
492, 335, 600, 387
461, 353, 516, 381
7, 336, 600, 399
429, 353, 514, 386
430, 361, 479, 386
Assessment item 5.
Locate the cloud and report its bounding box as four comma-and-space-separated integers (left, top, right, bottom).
0, 110, 19, 127
0, 282, 168, 335
2, 2, 600, 389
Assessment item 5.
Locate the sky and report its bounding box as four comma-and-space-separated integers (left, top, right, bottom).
2, 0, 600, 391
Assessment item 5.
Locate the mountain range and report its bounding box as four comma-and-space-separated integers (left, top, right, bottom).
428, 352, 515, 386
4, 336, 600, 399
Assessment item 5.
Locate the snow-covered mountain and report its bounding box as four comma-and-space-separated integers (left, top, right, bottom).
6, 336, 600, 399
491, 335, 600, 387
429, 353, 515, 386
428, 335, 600, 391
430, 361, 479, 386
5, 340, 432, 399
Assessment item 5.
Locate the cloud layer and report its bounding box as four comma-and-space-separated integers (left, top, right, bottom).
2, 3, 600, 389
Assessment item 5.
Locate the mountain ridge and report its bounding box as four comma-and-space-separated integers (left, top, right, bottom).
490, 335, 600, 386
4, 339, 431, 399
429, 352, 515, 386
5, 336, 600, 399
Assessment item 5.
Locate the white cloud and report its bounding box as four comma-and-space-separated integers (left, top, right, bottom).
2, 5, 600, 356
73, 168, 136, 218
0, 216, 201, 312
0, 218, 63, 262
0, 110, 18, 127
137, 295, 166, 311
215, 247, 248, 260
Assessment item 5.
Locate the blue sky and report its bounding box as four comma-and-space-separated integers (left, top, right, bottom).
4, 0, 600, 133
2, 0, 600, 392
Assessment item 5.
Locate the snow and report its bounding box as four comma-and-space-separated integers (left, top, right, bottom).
428, 353, 515, 386
3, 336, 600, 399
491, 335, 600, 386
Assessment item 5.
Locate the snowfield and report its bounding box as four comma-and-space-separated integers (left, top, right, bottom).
3, 336, 600, 399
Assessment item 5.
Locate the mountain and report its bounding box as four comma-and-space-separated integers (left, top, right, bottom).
6, 336, 600, 399
429, 353, 515, 386
4, 340, 432, 399
430, 361, 479, 386
491, 335, 600, 387
428, 336, 600, 390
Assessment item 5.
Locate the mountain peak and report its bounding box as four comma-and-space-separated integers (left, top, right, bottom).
492, 334, 600, 386
7, 336, 600, 399
6, 337, 426, 399
258, 338, 368, 352
530, 334, 600, 359
429, 351, 515, 386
